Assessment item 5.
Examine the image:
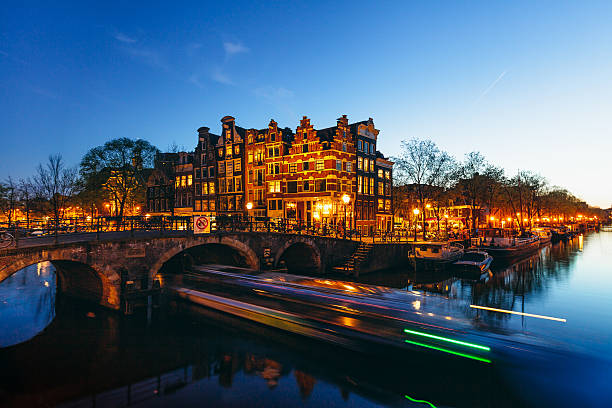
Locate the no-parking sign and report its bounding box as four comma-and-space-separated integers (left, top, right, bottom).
194, 215, 211, 234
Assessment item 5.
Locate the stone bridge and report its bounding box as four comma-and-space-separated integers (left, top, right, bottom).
0, 231, 361, 311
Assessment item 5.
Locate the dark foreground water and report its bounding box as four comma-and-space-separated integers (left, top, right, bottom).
1, 232, 611, 407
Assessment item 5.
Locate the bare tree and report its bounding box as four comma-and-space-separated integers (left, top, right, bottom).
393, 139, 454, 237
0, 176, 18, 227
33, 154, 79, 230
18, 178, 36, 229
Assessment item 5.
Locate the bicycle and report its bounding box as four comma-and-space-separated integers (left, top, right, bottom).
0, 230, 15, 249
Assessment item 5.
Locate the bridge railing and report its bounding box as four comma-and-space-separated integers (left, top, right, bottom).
0, 216, 435, 248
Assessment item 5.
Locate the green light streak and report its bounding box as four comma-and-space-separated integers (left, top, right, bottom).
405, 394, 438, 408
404, 329, 490, 352
404, 340, 492, 363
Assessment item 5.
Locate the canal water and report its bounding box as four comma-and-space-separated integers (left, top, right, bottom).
1, 232, 611, 407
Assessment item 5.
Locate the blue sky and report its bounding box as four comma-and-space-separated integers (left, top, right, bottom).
1, 1, 611, 207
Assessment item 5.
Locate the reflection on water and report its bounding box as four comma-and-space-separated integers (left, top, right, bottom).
1, 233, 611, 407
0, 262, 56, 347
357, 233, 612, 359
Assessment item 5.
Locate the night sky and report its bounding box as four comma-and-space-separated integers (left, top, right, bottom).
1, 1, 611, 207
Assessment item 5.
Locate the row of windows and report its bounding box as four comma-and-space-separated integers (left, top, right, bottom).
195, 182, 215, 196
247, 132, 278, 144
218, 144, 241, 158
219, 177, 243, 193
148, 199, 171, 212
357, 139, 375, 155
378, 199, 392, 212
357, 157, 375, 172
357, 176, 375, 195
195, 199, 216, 211
377, 168, 391, 179
195, 167, 215, 179
268, 199, 283, 211
218, 159, 242, 174
175, 175, 193, 187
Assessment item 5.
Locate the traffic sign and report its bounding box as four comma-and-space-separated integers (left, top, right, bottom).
194, 215, 211, 234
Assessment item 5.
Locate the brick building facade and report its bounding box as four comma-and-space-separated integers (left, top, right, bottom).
146, 114, 394, 233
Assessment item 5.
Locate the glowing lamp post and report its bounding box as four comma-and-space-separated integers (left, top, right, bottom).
342, 194, 350, 239
413, 208, 420, 242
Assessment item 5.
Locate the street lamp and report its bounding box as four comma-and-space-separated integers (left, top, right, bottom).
413, 208, 420, 242
246, 202, 253, 210
342, 194, 350, 239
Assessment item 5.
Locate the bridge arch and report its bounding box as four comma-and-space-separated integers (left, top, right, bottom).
0, 256, 120, 310
274, 237, 322, 274
150, 236, 259, 279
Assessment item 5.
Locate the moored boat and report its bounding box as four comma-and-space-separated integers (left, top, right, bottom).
409, 242, 464, 265
533, 228, 552, 245
471, 229, 540, 263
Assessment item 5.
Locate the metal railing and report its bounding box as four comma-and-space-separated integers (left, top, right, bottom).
0, 216, 451, 248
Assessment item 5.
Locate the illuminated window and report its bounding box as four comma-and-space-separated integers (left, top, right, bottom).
209, 182, 215, 194
218, 148, 223, 157
235, 177, 242, 191
202, 183, 208, 195
358, 157, 363, 170
248, 153, 253, 163
269, 181, 281, 193
385, 200, 391, 211
378, 199, 384, 210
358, 176, 362, 193
316, 160, 324, 171
385, 170, 390, 179
181, 176, 186, 187
346, 162, 352, 172
188, 175, 193, 186
209, 200, 215, 210
218, 161, 225, 173
364, 158, 368, 171
378, 183, 384, 195
370, 160, 374, 172
226, 145, 232, 157
234, 159, 241, 172
234, 144, 240, 155
202, 200, 209, 211
378, 169, 383, 178
289, 163, 297, 173
195, 200, 201, 211
370, 178, 374, 195
175, 177, 180, 187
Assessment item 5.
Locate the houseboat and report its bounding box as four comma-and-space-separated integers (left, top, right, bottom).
533, 228, 552, 245
409, 242, 464, 265
471, 229, 540, 263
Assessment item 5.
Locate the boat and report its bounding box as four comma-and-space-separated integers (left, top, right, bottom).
453, 250, 493, 272
409, 242, 464, 265
532, 228, 552, 245
471, 229, 540, 262
551, 227, 570, 242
